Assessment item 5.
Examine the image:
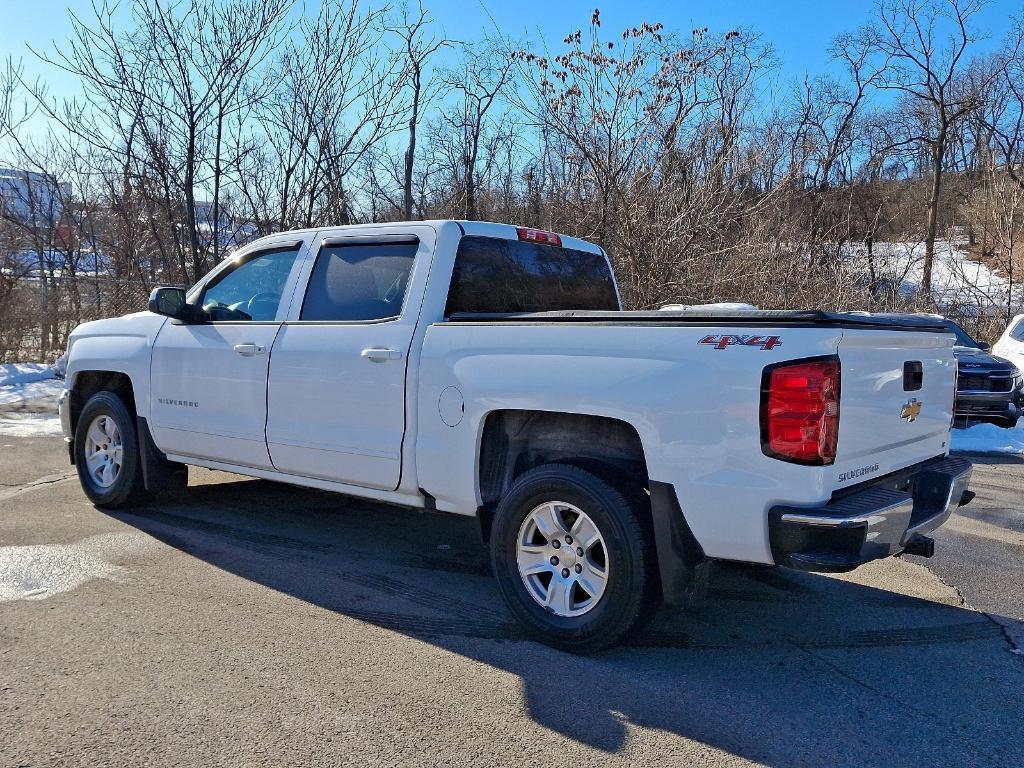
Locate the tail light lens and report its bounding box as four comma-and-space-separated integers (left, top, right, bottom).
516, 227, 562, 247
761, 357, 840, 465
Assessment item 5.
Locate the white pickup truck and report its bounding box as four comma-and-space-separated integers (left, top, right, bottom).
59, 220, 973, 652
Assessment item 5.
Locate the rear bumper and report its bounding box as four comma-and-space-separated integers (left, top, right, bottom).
768, 456, 973, 572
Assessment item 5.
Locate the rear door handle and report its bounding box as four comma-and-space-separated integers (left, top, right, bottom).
361, 347, 403, 361
234, 343, 266, 356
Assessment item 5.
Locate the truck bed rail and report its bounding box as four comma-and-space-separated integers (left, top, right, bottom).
444, 310, 952, 332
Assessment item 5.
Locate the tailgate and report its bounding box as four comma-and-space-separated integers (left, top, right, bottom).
834, 329, 956, 483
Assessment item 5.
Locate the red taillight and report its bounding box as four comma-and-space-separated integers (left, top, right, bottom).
761, 357, 840, 465
516, 227, 562, 247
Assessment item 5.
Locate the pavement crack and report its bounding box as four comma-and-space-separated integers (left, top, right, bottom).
918, 559, 1024, 657
0, 472, 74, 502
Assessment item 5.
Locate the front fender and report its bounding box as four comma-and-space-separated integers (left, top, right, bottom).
65, 313, 167, 418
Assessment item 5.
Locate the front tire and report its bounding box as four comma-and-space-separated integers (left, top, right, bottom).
490, 464, 656, 653
74, 391, 149, 509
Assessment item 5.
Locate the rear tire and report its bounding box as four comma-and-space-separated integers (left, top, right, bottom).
490, 463, 656, 653
74, 391, 149, 509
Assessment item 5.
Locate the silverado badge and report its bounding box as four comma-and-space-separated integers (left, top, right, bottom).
900, 398, 921, 423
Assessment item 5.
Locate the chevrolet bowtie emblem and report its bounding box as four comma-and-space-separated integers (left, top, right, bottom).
901, 398, 922, 422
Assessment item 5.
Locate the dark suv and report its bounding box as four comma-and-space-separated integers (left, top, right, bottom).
945, 320, 1023, 428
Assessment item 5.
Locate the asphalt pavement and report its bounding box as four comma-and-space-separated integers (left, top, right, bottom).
907, 456, 1024, 647
1, 436, 1022, 767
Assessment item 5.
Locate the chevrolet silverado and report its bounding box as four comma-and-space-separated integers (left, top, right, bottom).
58, 221, 973, 652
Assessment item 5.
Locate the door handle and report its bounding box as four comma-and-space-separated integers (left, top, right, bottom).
361, 347, 403, 361
234, 343, 266, 356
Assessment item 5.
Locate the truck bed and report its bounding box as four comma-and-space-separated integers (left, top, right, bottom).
420, 310, 957, 563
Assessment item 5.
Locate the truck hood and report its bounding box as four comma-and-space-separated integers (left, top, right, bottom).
953, 348, 1018, 375
69, 311, 167, 343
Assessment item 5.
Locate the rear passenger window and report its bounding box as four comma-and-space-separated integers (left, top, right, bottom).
1012, 320, 1024, 342
445, 236, 619, 315
301, 240, 417, 322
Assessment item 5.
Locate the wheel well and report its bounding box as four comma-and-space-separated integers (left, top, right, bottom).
70, 371, 137, 436
477, 410, 650, 541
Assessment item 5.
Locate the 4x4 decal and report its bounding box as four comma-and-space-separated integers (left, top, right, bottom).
699, 334, 782, 350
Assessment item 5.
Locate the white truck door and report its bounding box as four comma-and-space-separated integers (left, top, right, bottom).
265, 226, 435, 490
150, 239, 308, 469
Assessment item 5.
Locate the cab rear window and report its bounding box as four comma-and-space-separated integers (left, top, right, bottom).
444, 235, 619, 315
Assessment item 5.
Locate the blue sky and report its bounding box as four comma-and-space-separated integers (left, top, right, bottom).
2, 0, 1020, 116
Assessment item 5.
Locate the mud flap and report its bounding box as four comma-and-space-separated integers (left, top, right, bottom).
137, 417, 188, 496
649, 481, 708, 607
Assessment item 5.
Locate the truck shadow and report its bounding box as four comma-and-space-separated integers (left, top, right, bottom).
103, 474, 1024, 767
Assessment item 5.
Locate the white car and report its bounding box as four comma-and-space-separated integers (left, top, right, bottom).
993, 313, 1024, 373
58, 220, 972, 652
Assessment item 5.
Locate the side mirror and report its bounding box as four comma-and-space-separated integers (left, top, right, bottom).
149, 287, 195, 321
979, 342, 992, 352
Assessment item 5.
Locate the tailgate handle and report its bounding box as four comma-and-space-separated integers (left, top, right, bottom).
904, 361, 923, 391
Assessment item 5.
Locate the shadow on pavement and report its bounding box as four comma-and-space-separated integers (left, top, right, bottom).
103, 476, 1024, 768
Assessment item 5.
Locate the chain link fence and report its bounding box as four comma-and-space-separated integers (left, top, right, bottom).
0, 274, 161, 363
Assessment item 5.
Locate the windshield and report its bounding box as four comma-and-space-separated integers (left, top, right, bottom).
945, 320, 981, 348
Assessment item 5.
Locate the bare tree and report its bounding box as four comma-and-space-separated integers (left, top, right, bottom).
434, 40, 515, 221
390, 2, 448, 220
243, 0, 410, 230
976, 18, 1024, 188
861, 0, 990, 296
5, 0, 1024, 360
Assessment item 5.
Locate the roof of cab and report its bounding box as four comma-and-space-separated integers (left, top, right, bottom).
240, 220, 605, 256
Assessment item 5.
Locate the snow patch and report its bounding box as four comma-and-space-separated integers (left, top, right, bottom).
951, 423, 1024, 456
0, 376, 64, 407
0, 413, 63, 437
0, 361, 62, 408
843, 239, 1023, 311
0, 361, 63, 436
0, 362, 55, 387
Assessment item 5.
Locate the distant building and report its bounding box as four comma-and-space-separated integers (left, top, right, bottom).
194, 199, 258, 251
0, 167, 71, 227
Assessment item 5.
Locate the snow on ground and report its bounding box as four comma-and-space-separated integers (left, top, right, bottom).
0, 376, 64, 407
0, 362, 56, 387
0, 413, 64, 437
951, 423, 1024, 456
0, 366, 63, 409
0, 362, 63, 437
843, 239, 1023, 312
